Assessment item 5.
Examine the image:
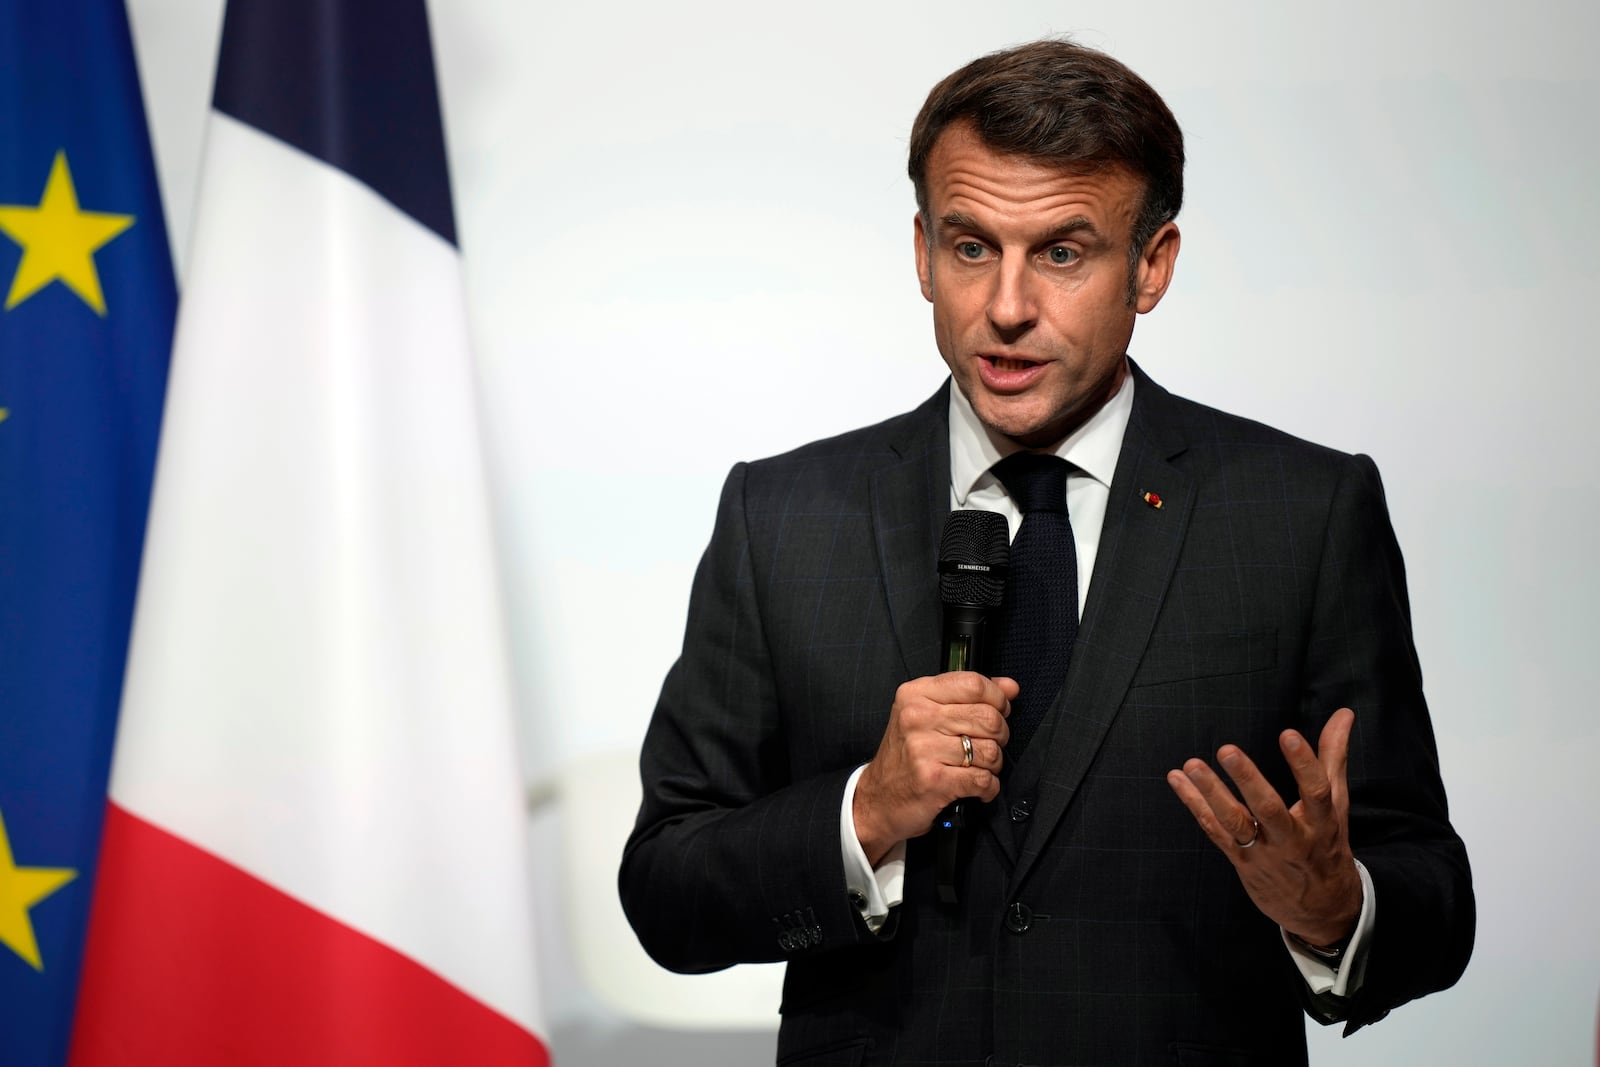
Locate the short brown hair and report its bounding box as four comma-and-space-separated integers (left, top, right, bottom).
909, 39, 1185, 270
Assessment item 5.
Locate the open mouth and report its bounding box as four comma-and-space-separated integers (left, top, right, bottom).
985, 356, 1040, 372
976, 354, 1047, 393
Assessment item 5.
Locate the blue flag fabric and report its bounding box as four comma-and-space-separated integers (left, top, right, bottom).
0, 0, 174, 1062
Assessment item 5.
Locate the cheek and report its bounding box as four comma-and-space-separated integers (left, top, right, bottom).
929, 299, 962, 346
1058, 297, 1133, 349
935, 321, 967, 377
934, 288, 984, 334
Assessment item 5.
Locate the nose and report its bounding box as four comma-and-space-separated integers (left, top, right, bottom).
986, 257, 1037, 341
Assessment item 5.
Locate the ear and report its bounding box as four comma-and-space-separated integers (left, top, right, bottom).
914, 212, 934, 303
1133, 221, 1181, 314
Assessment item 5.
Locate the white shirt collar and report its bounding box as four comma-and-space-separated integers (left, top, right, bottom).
948, 362, 1135, 506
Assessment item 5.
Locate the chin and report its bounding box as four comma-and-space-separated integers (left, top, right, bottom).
972, 397, 1061, 445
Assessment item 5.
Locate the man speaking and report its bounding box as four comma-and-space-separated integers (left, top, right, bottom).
620, 39, 1473, 1066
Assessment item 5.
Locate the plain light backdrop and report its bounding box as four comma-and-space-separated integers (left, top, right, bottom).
124, 1, 1600, 1063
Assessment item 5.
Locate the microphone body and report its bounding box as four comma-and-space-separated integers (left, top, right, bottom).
934, 509, 1009, 904
941, 602, 994, 673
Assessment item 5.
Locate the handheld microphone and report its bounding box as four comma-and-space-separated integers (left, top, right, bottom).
933, 509, 1008, 904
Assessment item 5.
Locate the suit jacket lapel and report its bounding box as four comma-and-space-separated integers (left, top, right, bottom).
871, 383, 952, 682
1008, 366, 1196, 892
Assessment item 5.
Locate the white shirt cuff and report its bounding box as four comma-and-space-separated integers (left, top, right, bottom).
840, 765, 905, 932
1283, 858, 1376, 997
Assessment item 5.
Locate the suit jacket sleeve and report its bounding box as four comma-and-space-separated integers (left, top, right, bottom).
1305, 453, 1475, 1032
619, 461, 881, 974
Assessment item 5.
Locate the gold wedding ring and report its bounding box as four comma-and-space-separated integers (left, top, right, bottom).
960, 734, 974, 768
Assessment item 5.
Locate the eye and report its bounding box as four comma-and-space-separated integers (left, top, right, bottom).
1046, 245, 1078, 265
957, 241, 986, 260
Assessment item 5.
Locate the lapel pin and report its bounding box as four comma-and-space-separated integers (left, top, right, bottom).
1142, 490, 1164, 510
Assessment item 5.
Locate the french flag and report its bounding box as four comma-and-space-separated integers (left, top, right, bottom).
69, 0, 550, 1062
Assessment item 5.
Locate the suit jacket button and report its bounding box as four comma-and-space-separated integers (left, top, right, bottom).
848, 889, 866, 909
1005, 902, 1033, 934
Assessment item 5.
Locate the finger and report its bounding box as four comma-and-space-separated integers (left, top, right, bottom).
1319, 707, 1355, 809
1166, 768, 1251, 853
911, 730, 1002, 776
952, 766, 1001, 803
969, 736, 1004, 773
1214, 745, 1293, 836
951, 732, 976, 770
896, 685, 1008, 740
992, 676, 1020, 710
1180, 758, 1260, 849
933, 670, 1015, 712
1278, 729, 1334, 824
938, 703, 1011, 746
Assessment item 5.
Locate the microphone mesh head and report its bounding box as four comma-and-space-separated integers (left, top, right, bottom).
939, 510, 1009, 608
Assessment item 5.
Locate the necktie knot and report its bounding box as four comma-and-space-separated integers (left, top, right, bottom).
992, 452, 1070, 514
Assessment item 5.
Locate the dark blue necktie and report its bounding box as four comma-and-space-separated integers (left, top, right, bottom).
992, 452, 1078, 762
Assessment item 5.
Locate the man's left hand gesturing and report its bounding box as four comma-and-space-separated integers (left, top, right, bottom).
1167, 707, 1363, 948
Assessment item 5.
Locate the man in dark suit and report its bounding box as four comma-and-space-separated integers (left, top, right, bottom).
619, 39, 1473, 1066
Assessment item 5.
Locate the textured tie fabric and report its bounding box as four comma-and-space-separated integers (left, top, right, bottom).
992, 452, 1079, 762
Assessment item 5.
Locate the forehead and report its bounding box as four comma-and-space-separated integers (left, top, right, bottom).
925, 124, 1143, 237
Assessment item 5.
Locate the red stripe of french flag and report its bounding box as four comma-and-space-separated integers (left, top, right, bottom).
73, 806, 548, 1066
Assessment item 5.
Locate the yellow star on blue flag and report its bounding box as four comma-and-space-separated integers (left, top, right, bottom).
0, 807, 77, 972
0, 151, 135, 315
1, 0, 175, 1060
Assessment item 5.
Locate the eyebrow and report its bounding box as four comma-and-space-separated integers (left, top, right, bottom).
938, 212, 1104, 244
939, 212, 983, 231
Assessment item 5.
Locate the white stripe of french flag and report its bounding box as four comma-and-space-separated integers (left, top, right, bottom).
70, 0, 550, 1062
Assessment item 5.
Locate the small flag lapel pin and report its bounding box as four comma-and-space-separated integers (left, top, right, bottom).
1142, 490, 1164, 510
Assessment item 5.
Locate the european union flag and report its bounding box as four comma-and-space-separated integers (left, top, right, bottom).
0, 0, 174, 1062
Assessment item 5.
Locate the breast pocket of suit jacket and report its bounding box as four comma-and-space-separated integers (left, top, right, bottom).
1126, 628, 1279, 697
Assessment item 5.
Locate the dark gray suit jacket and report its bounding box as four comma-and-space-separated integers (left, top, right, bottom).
620, 366, 1473, 1066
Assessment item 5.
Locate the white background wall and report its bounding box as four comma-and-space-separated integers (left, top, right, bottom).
126, 1, 1600, 1062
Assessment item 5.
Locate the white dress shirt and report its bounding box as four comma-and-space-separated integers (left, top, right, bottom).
837, 365, 1374, 998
